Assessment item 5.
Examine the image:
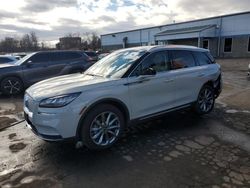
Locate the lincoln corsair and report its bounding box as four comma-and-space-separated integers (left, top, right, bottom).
24, 45, 222, 150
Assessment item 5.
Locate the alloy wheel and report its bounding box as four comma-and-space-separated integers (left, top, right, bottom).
3, 79, 22, 94
90, 111, 121, 146
198, 88, 214, 113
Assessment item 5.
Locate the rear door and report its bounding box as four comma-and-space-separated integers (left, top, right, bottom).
169, 50, 204, 106
47, 52, 83, 76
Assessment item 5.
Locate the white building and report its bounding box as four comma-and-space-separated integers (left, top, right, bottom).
101, 11, 250, 58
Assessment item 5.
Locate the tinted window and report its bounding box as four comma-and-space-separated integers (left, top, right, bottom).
0, 57, 12, 63
193, 52, 212, 65
50, 52, 82, 62
50, 52, 65, 61
224, 38, 232, 52
64, 52, 82, 60
29, 53, 49, 63
132, 51, 170, 76
171, 50, 196, 69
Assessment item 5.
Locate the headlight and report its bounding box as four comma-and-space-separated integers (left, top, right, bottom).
39, 92, 81, 108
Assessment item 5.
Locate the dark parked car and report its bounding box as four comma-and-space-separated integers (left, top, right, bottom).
0, 50, 94, 95
84, 51, 98, 61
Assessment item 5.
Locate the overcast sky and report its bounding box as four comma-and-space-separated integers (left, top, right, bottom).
0, 0, 249, 44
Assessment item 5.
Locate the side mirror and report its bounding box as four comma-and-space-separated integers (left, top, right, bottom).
141, 67, 156, 76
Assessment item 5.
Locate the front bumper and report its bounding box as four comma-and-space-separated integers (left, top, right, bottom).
24, 111, 63, 141
23, 94, 84, 142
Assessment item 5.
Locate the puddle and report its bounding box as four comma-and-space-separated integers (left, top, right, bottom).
0, 103, 16, 111
8, 133, 17, 140
226, 109, 239, 113
226, 109, 250, 114
9, 143, 27, 153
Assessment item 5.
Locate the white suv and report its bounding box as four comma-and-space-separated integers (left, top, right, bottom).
24, 45, 222, 150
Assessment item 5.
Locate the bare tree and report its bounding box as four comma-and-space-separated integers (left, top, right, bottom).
0, 37, 19, 53
20, 32, 39, 51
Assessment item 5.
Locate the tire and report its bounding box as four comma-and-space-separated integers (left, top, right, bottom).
0, 77, 23, 95
80, 104, 125, 150
194, 85, 215, 115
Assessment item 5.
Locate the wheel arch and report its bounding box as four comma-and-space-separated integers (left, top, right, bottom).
75, 98, 130, 140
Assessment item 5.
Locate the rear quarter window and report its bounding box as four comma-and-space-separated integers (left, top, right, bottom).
193, 51, 213, 66
170, 50, 196, 69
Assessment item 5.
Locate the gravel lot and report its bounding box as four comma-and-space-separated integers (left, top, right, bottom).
0, 58, 249, 188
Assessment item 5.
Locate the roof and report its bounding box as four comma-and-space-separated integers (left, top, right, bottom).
149, 45, 208, 52
114, 45, 208, 53
101, 11, 250, 36
155, 25, 216, 36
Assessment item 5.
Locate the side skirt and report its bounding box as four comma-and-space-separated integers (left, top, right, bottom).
128, 103, 194, 126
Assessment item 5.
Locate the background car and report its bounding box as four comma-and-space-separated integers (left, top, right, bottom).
0, 50, 94, 95
0, 55, 18, 64
84, 51, 98, 61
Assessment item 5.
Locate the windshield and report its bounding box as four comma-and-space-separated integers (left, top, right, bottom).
85, 49, 146, 78
15, 53, 34, 65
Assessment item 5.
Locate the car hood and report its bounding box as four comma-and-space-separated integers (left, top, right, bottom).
26, 73, 117, 101
0, 63, 15, 68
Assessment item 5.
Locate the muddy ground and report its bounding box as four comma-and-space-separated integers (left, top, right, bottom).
0, 58, 249, 188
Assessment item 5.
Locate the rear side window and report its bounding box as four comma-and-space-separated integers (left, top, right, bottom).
50, 52, 65, 61
193, 52, 213, 65
50, 52, 82, 62
63, 52, 82, 60
171, 50, 196, 69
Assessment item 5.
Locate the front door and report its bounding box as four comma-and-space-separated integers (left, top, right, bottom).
127, 50, 177, 119
22, 52, 52, 85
